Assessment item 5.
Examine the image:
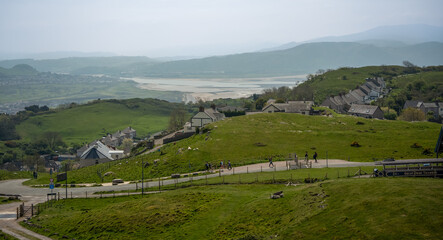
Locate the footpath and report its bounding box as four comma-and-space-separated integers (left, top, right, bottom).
0, 159, 374, 239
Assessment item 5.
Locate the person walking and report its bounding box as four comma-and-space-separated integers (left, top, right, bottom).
304, 151, 308, 163
269, 156, 274, 168
313, 152, 318, 163
228, 160, 232, 170
220, 160, 224, 169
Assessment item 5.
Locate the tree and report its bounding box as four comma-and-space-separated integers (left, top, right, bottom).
40, 132, 66, 151
121, 138, 133, 154
0, 117, 19, 141
398, 108, 425, 122
168, 108, 186, 132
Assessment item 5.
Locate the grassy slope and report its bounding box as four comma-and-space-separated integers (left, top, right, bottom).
16, 99, 180, 144
24, 178, 443, 239
24, 112, 440, 185
302, 65, 405, 103
0, 170, 32, 180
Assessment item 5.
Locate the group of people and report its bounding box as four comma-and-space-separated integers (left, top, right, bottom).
268, 151, 319, 168
205, 160, 232, 171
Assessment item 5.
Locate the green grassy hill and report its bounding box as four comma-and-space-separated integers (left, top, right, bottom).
24, 177, 443, 239
16, 98, 187, 145
297, 65, 443, 105
24, 111, 440, 185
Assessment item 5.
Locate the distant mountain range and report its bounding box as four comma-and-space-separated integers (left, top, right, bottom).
0, 24, 442, 77
260, 24, 443, 52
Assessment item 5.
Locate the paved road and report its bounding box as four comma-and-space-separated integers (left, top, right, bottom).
0, 159, 374, 239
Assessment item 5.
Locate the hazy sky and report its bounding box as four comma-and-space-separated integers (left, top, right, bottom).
1, 0, 442, 57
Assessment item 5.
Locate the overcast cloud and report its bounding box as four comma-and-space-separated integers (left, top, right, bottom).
1, 0, 442, 57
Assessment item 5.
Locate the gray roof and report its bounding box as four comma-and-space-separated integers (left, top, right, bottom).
359, 85, 371, 95
403, 100, 422, 109
348, 104, 380, 115
121, 126, 136, 134
80, 141, 113, 160
422, 102, 438, 108
286, 101, 314, 112
204, 108, 225, 121
218, 106, 245, 112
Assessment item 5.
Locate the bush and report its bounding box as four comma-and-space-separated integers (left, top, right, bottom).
350, 141, 361, 147
422, 148, 432, 155
410, 143, 422, 148
4, 141, 18, 148
399, 108, 425, 122
384, 112, 397, 120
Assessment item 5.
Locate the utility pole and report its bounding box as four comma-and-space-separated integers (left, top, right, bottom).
142, 159, 144, 197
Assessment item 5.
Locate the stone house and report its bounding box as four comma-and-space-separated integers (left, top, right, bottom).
403, 100, 441, 119
191, 107, 225, 128
347, 104, 384, 119
321, 77, 386, 113
262, 101, 314, 115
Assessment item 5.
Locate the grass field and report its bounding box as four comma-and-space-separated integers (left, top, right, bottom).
22, 111, 440, 185
23, 177, 443, 239
15, 99, 186, 144
0, 170, 32, 181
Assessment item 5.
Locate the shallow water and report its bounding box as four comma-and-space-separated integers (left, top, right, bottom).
125, 75, 306, 102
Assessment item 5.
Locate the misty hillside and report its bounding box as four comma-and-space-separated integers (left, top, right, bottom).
134, 42, 443, 77
263, 24, 443, 52
0, 56, 158, 76
1, 42, 443, 78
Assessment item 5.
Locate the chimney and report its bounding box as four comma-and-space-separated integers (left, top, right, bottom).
199, 106, 204, 112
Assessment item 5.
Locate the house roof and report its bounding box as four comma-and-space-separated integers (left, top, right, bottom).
423, 102, 438, 108
218, 106, 245, 112
403, 100, 422, 109
360, 85, 371, 95
122, 126, 136, 134
348, 104, 380, 115
193, 108, 225, 121
80, 141, 113, 160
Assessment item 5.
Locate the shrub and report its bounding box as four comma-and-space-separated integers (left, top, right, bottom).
356, 121, 365, 125
422, 148, 432, 155
410, 143, 422, 148
350, 141, 361, 147
4, 141, 18, 148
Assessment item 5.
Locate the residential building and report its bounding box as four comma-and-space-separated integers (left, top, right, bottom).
191, 107, 225, 128
348, 104, 384, 119
262, 101, 314, 115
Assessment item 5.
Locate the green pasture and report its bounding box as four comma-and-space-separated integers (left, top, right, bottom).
16, 99, 177, 144
24, 178, 443, 239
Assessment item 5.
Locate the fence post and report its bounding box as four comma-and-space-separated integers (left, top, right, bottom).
273, 173, 275, 183
16, 207, 19, 219
31, 204, 33, 216
205, 175, 208, 185
71, 192, 72, 199
359, 167, 361, 178
261, 166, 262, 173
337, 170, 339, 178
86, 191, 87, 199
159, 178, 161, 191
57, 192, 60, 201
247, 167, 249, 174
347, 168, 350, 177
233, 167, 235, 175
